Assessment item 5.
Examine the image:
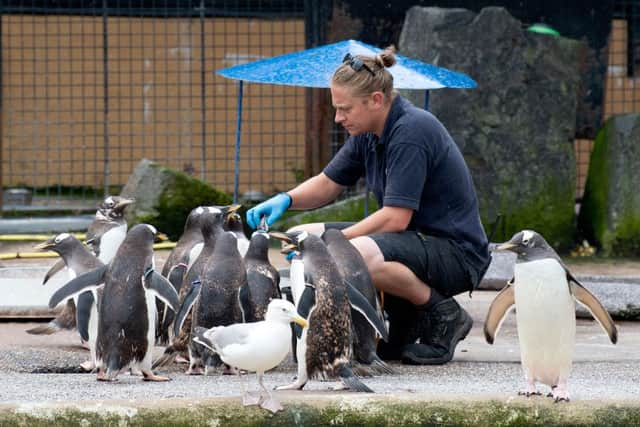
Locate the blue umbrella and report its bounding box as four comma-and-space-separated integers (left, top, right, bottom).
215, 39, 476, 202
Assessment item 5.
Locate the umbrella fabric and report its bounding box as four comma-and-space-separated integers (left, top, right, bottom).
217, 39, 475, 90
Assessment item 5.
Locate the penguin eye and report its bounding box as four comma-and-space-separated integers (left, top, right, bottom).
522, 238, 529, 246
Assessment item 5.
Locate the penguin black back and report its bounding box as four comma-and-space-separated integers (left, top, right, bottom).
97, 224, 156, 371
322, 229, 387, 371
242, 232, 280, 322
300, 234, 352, 378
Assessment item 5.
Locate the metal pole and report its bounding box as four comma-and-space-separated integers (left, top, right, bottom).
233, 81, 244, 204
199, 0, 206, 181
102, 0, 110, 196
0, 10, 3, 214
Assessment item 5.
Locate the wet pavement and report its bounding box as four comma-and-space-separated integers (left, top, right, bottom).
0, 244, 639, 425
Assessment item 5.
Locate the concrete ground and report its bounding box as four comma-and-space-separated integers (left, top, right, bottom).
1, 244, 640, 425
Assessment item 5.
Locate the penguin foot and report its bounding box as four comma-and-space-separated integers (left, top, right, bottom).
222, 365, 240, 375
259, 395, 284, 413
518, 380, 540, 397
142, 370, 171, 382
518, 390, 542, 397
175, 355, 189, 364
80, 360, 96, 372
550, 385, 570, 402
242, 391, 262, 406
186, 367, 204, 375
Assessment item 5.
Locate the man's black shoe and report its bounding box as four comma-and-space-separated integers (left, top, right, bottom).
401, 298, 472, 365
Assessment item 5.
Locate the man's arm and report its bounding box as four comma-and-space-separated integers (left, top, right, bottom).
288, 172, 344, 210
341, 205, 413, 240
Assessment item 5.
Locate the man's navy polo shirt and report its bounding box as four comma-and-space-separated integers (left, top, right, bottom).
323, 95, 490, 272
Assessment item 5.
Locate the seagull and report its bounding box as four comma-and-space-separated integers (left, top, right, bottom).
193, 298, 307, 413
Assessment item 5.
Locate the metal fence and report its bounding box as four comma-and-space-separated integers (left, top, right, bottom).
1, 0, 306, 210
2, 0, 640, 211
575, 0, 640, 199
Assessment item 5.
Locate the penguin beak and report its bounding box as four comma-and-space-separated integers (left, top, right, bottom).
495, 242, 518, 251
280, 243, 298, 254
269, 231, 293, 243
115, 197, 135, 210
155, 232, 169, 242
34, 239, 55, 250
291, 316, 308, 328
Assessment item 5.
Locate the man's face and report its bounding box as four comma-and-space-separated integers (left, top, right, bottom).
331, 84, 373, 136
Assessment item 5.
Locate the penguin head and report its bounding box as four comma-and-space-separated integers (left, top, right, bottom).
269, 230, 310, 255
98, 196, 134, 220
34, 233, 75, 252
496, 229, 558, 262
199, 204, 240, 237
224, 211, 246, 234
264, 298, 308, 327
127, 223, 158, 245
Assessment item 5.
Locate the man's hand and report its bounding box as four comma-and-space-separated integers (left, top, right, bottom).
246, 193, 292, 229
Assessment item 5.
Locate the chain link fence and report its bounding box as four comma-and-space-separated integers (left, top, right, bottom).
1, 0, 306, 210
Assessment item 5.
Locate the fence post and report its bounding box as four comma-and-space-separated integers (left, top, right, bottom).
102, 0, 110, 197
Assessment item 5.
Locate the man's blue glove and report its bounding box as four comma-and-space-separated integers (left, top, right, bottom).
246, 192, 292, 229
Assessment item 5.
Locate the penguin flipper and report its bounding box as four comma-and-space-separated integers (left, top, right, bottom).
42, 259, 67, 285
569, 279, 618, 344
48, 265, 107, 309
346, 281, 389, 342
76, 290, 96, 342
193, 326, 217, 353
167, 263, 188, 292
337, 364, 374, 393
173, 280, 202, 337
483, 282, 515, 344
293, 285, 315, 339
143, 268, 180, 313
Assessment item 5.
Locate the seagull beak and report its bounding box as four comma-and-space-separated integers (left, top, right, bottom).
291, 316, 308, 328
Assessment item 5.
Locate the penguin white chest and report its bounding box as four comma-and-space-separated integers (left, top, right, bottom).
99, 224, 127, 264
513, 258, 575, 386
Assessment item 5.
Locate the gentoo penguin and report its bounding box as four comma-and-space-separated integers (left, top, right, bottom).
29, 233, 103, 338
156, 206, 208, 344
86, 195, 135, 262
174, 231, 247, 375
48, 224, 180, 381
240, 230, 281, 322
270, 231, 386, 392
153, 205, 240, 370
193, 299, 307, 413
226, 212, 251, 257
484, 230, 618, 401
321, 229, 393, 375
39, 196, 133, 289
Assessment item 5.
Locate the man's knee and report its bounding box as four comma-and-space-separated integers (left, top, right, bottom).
349, 236, 385, 273
286, 223, 326, 236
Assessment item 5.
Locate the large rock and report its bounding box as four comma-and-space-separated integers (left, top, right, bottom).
120, 159, 232, 240
399, 6, 582, 249
578, 114, 640, 256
